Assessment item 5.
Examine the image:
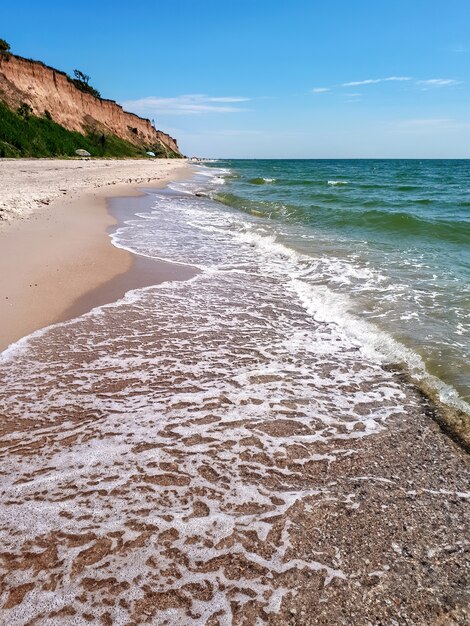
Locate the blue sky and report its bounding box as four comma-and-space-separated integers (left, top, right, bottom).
3, 0, 470, 157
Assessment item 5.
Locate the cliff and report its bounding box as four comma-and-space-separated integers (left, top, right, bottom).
0, 54, 181, 156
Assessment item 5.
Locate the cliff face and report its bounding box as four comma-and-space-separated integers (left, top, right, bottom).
0, 55, 180, 155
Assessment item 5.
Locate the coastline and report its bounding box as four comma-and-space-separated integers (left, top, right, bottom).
0, 159, 192, 352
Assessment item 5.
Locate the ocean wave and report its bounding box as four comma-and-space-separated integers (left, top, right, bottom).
290, 279, 470, 416
212, 191, 278, 216
247, 177, 277, 185
320, 208, 470, 243
396, 185, 421, 192
220, 223, 469, 415
213, 190, 470, 244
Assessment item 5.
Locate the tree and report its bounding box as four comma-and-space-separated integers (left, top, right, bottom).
73, 69, 90, 85
70, 69, 101, 99
0, 38, 11, 60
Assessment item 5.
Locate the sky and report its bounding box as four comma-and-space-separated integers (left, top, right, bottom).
3, 0, 470, 158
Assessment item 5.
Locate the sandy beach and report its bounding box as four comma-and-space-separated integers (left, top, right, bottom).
0, 158, 192, 223
0, 158, 191, 351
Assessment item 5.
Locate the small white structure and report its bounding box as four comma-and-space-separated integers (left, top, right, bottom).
75, 149, 91, 157
146, 151, 156, 157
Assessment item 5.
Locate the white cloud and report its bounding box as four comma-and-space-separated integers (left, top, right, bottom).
311, 87, 330, 93
385, 76, 413, 81
342, 76, 411, 87
206, 97, 251, 103
343, 79, 381, 86
341, 78, 382, 87
122, 94, 250, 116
417, 78, 460, 86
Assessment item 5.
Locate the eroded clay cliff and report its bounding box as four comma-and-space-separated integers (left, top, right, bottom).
0, 55, 181, 155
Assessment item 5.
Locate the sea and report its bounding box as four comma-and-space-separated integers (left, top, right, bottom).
190, 159, 470, 412
0, 159, 469, 624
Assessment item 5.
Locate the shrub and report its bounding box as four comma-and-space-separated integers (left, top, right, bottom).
70, 69, 101, 99
146, 141, 181, 159
0, 38, 11, 61
17, 102, 33, 119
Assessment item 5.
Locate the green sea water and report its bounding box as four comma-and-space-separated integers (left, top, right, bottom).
206, 159, 470, 409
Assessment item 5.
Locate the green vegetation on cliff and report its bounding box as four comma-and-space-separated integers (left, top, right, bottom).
0, 102, 180, 158
0, 38, 11, 54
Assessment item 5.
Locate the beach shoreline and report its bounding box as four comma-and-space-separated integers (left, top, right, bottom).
0, 159, 469, 625
0, 159, 192, 352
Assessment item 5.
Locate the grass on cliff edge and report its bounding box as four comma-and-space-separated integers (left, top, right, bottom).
0, 102, 178, 158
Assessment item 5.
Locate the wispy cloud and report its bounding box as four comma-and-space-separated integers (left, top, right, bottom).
184, 129, 262, 137
205, 97, 251, 103
398, 118, 454, 126
342, 76, 411, 87
451, 44, 470, 53
392, 118, 470, 133
312, 75, 462, 99
417, 78, 460, 86
122, 94, 250, 116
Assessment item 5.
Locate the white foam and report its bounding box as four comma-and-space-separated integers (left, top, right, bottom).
0, 265, 410, 622
290, 279, 470, 414
109, 184, 470, 417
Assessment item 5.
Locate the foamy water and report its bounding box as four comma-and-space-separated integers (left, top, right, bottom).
114, 168, 470, 416
207, 159, 470, 408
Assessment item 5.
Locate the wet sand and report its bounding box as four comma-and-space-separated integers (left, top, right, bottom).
0, 161, 191, 352
62, 191, 198, 325
0, 286, 468, 625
